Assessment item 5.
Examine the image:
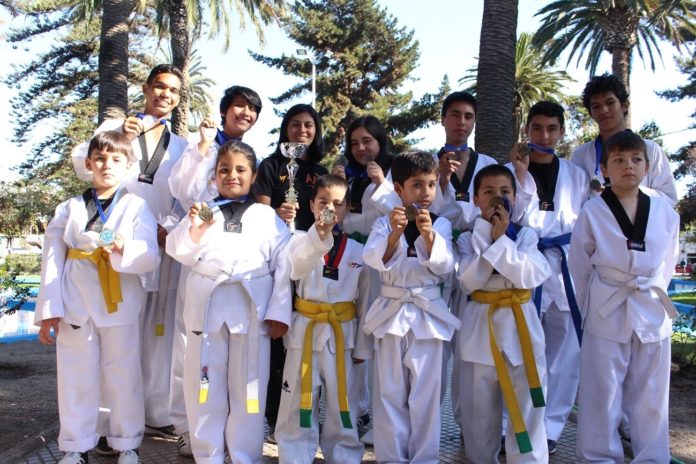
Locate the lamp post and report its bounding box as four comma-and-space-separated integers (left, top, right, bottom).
296, 48, 316, 108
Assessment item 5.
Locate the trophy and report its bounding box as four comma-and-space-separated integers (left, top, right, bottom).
280, 142, 308, 232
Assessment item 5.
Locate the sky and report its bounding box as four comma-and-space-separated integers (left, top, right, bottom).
0, 1, 694, 193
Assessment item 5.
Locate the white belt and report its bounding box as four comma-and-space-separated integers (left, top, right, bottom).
363, 284, 459, 334
595, 265, 677, 319
191, 260, 270, 413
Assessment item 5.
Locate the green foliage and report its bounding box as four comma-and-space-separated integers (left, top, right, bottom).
672, 316, 696, 366
0, 264, 32, 318
3, 255, 42, 275
250, 0, 449, 160
0, 181, 62, 240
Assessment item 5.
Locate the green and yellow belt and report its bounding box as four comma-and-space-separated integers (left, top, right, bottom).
294, 296, 356, 429
470, 288, 545, 454
68, 247, 122, 313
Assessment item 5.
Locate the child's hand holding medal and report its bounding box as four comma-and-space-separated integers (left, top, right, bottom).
188, 202, 215, 243
315, 206, 337, 240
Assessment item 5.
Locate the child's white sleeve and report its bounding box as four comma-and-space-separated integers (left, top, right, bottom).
457, 228, 494, 294
168, 139, 217, 209
353, 265, 373, 360
264, 216, 293, 327
165, 215, 205, 267
368, 171, 400, 215
568, 209, 595, 317
287, 226, 332, 281
34, 201, 70, 324
662, 210, 680, 286
363, 216, 402, 272
647, 142, 678, 206
481, 227, 550, 289
415, 216, 454, 276
110, 200, 160, 274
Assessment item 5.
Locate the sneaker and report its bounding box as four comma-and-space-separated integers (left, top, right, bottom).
145, 424, 177, 439
548, 439, 557, 455
94, 436, 118, 457
59, 452, 89, 464
360, 428, 374, 446
118, 449, 142, 464
178, 432, 193, 458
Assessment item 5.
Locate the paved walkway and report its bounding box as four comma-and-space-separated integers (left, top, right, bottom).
20, 358, 588, 463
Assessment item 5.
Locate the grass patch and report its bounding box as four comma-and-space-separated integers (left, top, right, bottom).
671, 292, 696, 306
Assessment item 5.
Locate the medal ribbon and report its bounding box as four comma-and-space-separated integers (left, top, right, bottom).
443, 143, 468, 152
215, 129, 241, 147
67, 248, 123, 313
91, 188, 122, 226
594, 137, 603, 178
470, 289, 543, 454
294, 296, 356, 429
527, 142, 555, 155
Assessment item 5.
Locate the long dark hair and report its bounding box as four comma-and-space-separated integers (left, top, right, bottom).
273, 104, 324, 163
343, 115, 392, 174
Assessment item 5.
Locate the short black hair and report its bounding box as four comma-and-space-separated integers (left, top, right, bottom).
146, 64, 183, 85
391, 151, 438, 186
601, 131, 648, 166
527, 100, 565, 128
220, 86, 263, 125
87, 131, 133, 161
442, 91, 478, 118
344, 115, 392, 173
473, 164, 517, 197
581, 74, 629, 115
215, 139, 258, 173
311, 173, 350, 202
274, 104, 325, 163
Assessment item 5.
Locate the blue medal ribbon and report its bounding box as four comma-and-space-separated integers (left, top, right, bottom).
136, 112, 169, 126
527, 142, 555, 156
91, 188, 123, 225
534, 232, 583, 345
443, 143, 468, 152
593, 137, 602, 178
215, 129, 241, 147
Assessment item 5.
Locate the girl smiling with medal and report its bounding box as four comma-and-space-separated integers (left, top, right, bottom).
166, 140, 292, 464
35, 131, 160, 464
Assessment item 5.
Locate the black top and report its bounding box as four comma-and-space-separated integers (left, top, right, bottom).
253, 153, 328, 232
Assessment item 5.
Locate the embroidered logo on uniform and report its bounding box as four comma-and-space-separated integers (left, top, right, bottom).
282, 380, 291, 393
306, 174, 318, 185
349, 262, 363, 268
279, 175, 287, 183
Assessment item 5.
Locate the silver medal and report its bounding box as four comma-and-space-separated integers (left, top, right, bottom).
98, 228, 116, 247
320, 206, 336, 225
198, 206, 214, 223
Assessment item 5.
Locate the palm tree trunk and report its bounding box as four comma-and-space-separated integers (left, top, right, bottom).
475, 0, 518, 162
167, 0, 191, 137
612, 47, 632, 128
98, 0, 131, 124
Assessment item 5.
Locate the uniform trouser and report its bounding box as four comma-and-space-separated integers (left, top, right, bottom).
373, 333, 443, 464
57, 319, 144, 452
542, 302, 580, 440
184, 326, 270, 464
169, 265, 191, 434
276, 345, 364, 464
459, 357, 548, 464
349, 360, 370, 419
265, 337, 287, 429
577, 331, 671, 463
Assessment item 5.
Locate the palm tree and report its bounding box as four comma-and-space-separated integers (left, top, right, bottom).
532, 0, 696, 95
475, 0, 519, 162
461, 32, 573, 140
155, 0, 285, 136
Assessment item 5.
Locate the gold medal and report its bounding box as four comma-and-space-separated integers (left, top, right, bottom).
447, 150, 462, 162
405, 204, 419, 222
490, 196, 504, 209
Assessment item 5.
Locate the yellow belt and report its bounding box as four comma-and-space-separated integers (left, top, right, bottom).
294, 296, 356, 429
67, 248, 123, 313
470, 289, 544, 454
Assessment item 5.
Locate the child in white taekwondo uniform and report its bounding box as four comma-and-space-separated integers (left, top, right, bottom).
166, 85, 262, 456
569, 131, 679, 463
362, 151, 459, 464
331, 115, 399, 445
508, 101, 589, 454
166, 140, 291, 464
72, 65, 188, 442
36, 131, 160, 464
571, 74, 677, 205
275, 174, 371, 463
457, 164, 551, 463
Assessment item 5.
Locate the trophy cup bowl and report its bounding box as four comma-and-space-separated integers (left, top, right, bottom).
279, 143, 308, 232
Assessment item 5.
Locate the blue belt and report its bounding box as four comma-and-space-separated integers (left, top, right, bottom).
535, 232, 583, 345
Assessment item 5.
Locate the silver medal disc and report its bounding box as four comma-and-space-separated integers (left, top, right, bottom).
198, 206, 214, 223
98, 228, 116, 247
320, 206, 336, 225
405, 204, 419, 222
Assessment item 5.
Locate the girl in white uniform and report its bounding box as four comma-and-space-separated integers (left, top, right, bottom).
166, 140, 291, 464
275, 174, 371, 463
457, 165, 551, 463
569, 132, 679, 463
36, 131, 160, 464
362, 152, 459, 464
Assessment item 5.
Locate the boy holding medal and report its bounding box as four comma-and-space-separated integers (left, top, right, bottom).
275, 174, 370, 463
508, 101, 589, 454
362, 151, 458, 463
571, 74, 676, 204
569, 131, 679, 462
36, 131, 160, 464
